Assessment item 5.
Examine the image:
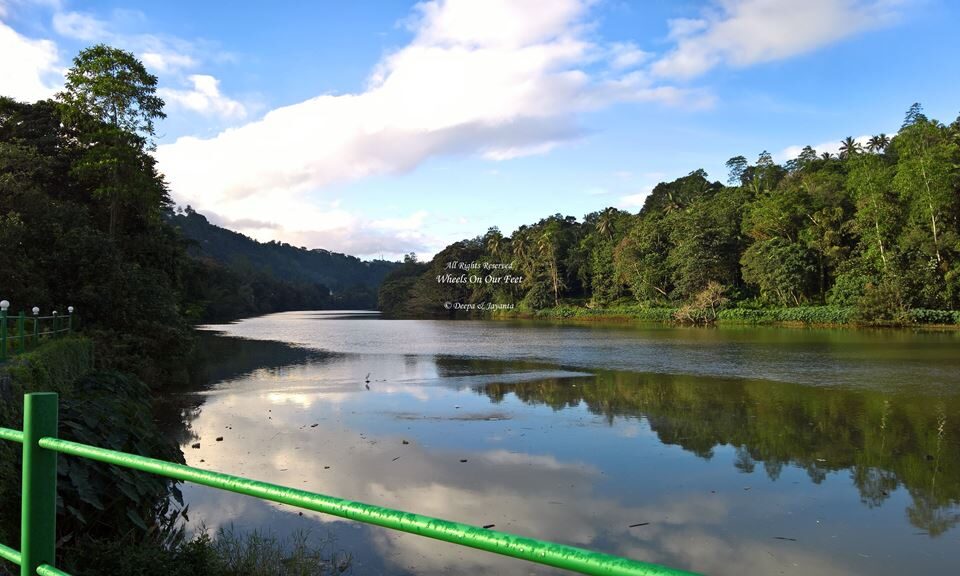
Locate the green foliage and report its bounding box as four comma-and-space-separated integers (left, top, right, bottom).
55, 372, 187, 544
58, 44, 165, 141
379, 104, 960, 322
717, 306, 855, 324
740, 238, 814, 305
1, 357, 187, 563
58, 527, 350, 576
855, 278, 910, 324
3, 337, 94, 399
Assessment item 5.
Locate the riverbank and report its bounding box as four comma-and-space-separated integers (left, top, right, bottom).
494, 304, 960, 327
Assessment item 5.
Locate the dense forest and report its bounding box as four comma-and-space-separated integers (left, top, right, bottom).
380, 104, 960, 324
169, 207, 396, 311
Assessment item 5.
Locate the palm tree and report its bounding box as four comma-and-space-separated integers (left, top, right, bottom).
838, 136, 862, 159
537, 230, 562, 306
820, 152, 833, 161
866, 133, 890, 153
485, 228, 504, 259
596, 208, 616, 240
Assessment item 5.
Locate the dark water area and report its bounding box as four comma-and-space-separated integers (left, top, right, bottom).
162, 311, 960, 575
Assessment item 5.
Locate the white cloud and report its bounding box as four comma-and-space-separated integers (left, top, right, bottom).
652, 0, 903, 79
0, 19, 62, 101
776, 134, 872, 161
155, 0, 705, 255
141, 50, 198, 74
52, 10, 106, 40
618, 185, 655, 209
607, 41, 650, 70
159, 74, 246, 119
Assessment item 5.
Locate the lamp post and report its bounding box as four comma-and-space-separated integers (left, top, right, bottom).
52, 310, 58, 334
67, 306, 74, 332
18, 309, 25, 353
0, 300, 9, 362
33, 307, 40, 343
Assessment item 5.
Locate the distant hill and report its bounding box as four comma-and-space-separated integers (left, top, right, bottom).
168, 207, 399, 300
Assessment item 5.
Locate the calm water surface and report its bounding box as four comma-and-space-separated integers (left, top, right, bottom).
169, 311, 960, 575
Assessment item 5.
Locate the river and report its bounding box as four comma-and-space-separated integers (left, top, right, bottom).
167, 311, 960, 575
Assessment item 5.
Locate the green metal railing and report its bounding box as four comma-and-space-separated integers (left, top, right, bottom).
0, 300, 76, 363
0, 393, 700, 576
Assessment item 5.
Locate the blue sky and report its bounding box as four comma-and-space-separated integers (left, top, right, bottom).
2, 0, 958, 259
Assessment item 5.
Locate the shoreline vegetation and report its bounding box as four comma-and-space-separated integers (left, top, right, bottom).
379, 104, 960, 327
494, 304, 960, 328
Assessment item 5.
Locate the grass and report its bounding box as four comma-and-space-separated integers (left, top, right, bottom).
497, 304, 960, 327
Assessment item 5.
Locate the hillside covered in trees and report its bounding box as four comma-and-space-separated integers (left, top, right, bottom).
168, 207, 396, 310
380, 105, 960, 324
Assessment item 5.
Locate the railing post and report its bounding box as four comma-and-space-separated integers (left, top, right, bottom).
0, 308, 7, 362
33, 308, 40, 345
0, 300, 10, 361
18, 311, 26, 353
51, 312, 58, 336
21, 393, 58, 576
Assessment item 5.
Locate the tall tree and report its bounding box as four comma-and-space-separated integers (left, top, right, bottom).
57, 44, 166, 237
893, 116, 958, 266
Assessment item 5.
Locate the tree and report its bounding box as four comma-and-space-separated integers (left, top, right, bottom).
725, 155, 748, 186
741, 238, 814, 306
57, 45, 166, 237
867, 134, 890, 153
847, 153, 899, 271
58, 44, 165, 141
893, 116, 958, 267
839, 136, 862, 159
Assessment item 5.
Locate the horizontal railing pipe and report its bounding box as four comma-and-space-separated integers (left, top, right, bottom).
37, 563, 72, 576
37, 436, 697, 576
0, 542, 20, 566
0, 428, 23, 443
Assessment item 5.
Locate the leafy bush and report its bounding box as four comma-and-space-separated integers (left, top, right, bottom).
674, 282, 729, 324
717, 306, 855, 324
907, 309, 960, 325
855, 279, 910, 324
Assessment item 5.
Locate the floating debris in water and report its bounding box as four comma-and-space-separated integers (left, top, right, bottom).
402, 439, 409, 445
629, 522, 650, 528
460, 459, 468, 463
483, 524, 495, 529
191, 443, 200, 449
216, 437, 223, 442
773, 536, 797, 541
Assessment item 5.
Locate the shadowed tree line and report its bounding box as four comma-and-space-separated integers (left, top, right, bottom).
381, 104, 960, 323
478, 370, 960, 536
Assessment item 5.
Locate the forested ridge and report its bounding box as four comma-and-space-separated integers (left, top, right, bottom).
380, 104, 960, 324
168, 208, 396, 313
